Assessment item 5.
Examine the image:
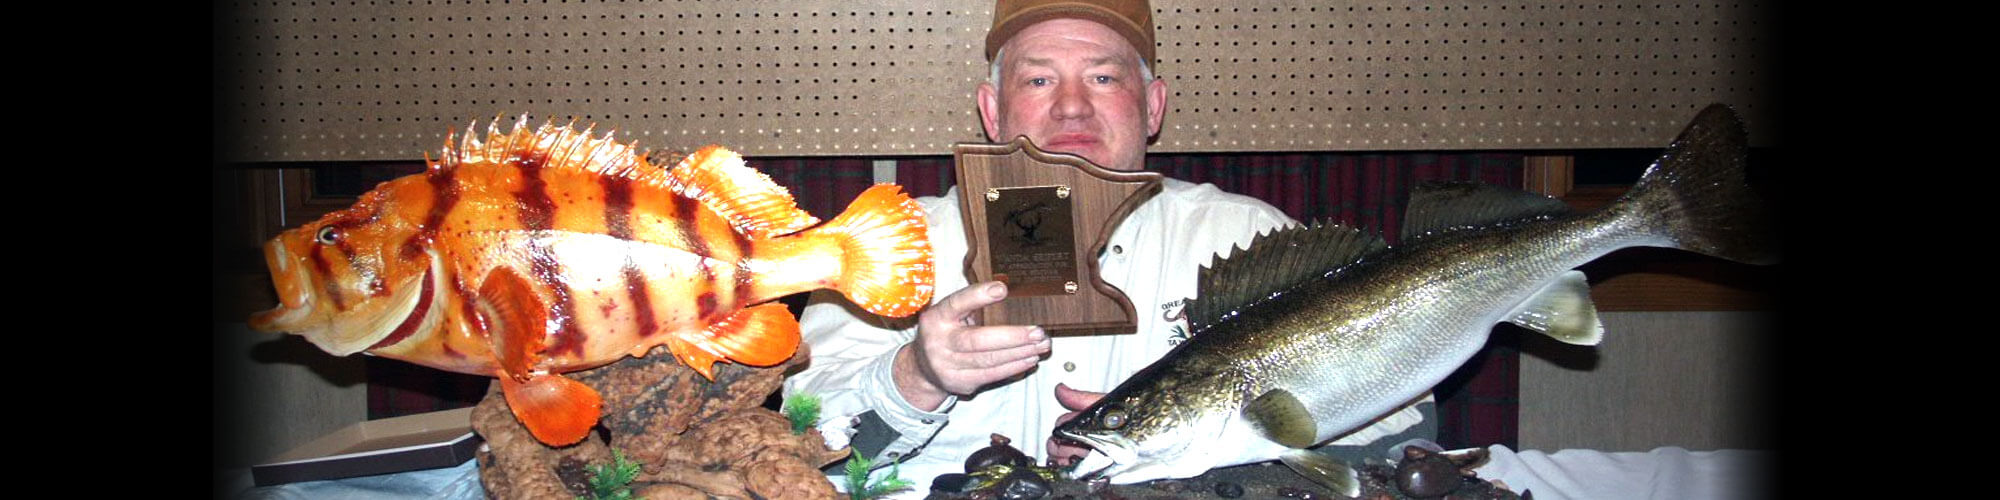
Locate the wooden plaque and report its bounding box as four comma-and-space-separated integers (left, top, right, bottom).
953, 137, 1163, 335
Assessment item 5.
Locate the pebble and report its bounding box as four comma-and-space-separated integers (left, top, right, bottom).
1213, 481, 1244, 498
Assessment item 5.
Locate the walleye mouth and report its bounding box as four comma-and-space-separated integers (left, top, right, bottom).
1059, 431, 1138, 477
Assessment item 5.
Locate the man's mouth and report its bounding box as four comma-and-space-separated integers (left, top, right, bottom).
1043, 133, 1100, 151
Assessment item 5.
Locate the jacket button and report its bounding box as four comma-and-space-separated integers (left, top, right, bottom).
1063, 362, 1076, 372
1112, 245, 1124, 255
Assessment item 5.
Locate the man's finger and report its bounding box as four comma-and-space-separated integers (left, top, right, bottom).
961, 356, 1040, 387
929, 281, 1009, 322
949, 325, 1046, 353
1054, 383, 1105, 411
965, 338, 1050, 369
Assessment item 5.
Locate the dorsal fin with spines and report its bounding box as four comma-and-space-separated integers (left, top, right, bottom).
428, 115, 820, 241
1185, 222, 1386, 335
1402, 182, 1571, 243
663, 145, 821, 239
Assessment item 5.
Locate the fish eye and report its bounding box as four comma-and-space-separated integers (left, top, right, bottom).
1102, 409, 1126, 429
316, 226, 341, 245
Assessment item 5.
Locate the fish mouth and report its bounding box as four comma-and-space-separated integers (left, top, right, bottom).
251, 257, 439, 357
1059, 430, 1139, 478
249, 240, 315, 333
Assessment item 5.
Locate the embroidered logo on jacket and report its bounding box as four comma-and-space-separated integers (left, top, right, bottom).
1162, 299, 1189, 345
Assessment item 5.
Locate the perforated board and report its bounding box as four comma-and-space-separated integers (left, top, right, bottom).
217, 1, 1774, 162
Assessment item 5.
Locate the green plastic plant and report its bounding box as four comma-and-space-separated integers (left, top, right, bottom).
843, 453, 914, 500
784, 393, 822, 435
577, 449, 643, 500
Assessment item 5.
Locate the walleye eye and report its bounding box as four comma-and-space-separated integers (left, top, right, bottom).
316, 226, 341, 245
1103, 409, 1127, 429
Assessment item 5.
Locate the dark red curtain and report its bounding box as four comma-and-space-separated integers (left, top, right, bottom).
750, 157, 880, 221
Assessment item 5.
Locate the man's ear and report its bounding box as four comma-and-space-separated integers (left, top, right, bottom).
1145, 77, 1168, 138
978, 82, 1002, 142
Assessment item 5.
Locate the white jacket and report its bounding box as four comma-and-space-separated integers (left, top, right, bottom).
783, 178, 1428, 496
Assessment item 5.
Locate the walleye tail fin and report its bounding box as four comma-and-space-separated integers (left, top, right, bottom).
808, 184, 936, 318
1619, 104, 1778, 265
669, 302, 802, 380
1280, 450, 1361, 498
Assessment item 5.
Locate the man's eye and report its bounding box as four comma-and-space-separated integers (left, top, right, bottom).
1028, 77, 1050, 87
1094, 75, 1114, 84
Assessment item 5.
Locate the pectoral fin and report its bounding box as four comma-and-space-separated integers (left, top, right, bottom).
1244, 389, 1318, 449
1503, 270, 1604, 345
668, 303, 802, 380
474, 268, 603, 446
1279, 450, 1360, 498
497, 372, 603, 446
475, 268, 546, 378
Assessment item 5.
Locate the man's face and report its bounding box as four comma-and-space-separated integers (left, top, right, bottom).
979, 19, 1167, 172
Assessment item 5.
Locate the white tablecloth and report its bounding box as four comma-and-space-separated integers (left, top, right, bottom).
1473, 445, 1771, 500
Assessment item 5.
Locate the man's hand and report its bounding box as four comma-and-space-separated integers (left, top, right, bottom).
1047, 383, 1105, 467
893, 281, 1051, 411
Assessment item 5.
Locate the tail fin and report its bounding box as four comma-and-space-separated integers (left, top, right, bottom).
810, 184, 936, 317
1619, 104, 1778, 265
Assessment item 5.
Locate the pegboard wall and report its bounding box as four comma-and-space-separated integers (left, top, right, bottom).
217, 0, 1774, 162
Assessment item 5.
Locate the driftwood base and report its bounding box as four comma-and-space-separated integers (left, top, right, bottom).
473, 344, 847, 500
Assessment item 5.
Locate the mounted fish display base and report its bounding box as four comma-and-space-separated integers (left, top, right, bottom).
475, 344, 849, 500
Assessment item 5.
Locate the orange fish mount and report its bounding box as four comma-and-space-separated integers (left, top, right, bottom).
249, 116, 936, 446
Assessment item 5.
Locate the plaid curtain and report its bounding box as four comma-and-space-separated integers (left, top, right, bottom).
751, 157, 880, 221
894, 156, 958, 198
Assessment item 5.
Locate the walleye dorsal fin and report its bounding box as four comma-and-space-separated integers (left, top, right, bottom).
1244, 389, 1319, 449
1504, 270, 1605, 345
1187, 222, 1385, 334
1402, 182, 1571, 242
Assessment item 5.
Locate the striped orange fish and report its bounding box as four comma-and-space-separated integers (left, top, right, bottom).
249, 116, 935, 446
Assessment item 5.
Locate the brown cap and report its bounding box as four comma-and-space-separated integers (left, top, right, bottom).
986, 0, 1155, 69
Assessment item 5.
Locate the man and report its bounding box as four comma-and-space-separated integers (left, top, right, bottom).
782, 0, 1432, 493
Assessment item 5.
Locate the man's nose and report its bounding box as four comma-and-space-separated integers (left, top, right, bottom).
1052, 79, 1093, 120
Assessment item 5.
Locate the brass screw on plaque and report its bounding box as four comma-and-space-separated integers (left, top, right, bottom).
1064, 281, 1079, 294
1056, 186, 1071, 199
987, 188, 1002, 202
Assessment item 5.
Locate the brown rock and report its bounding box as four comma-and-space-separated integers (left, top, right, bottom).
473, 343, 841, 500
743, 458, 840, 500
633, 483, 708, 500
